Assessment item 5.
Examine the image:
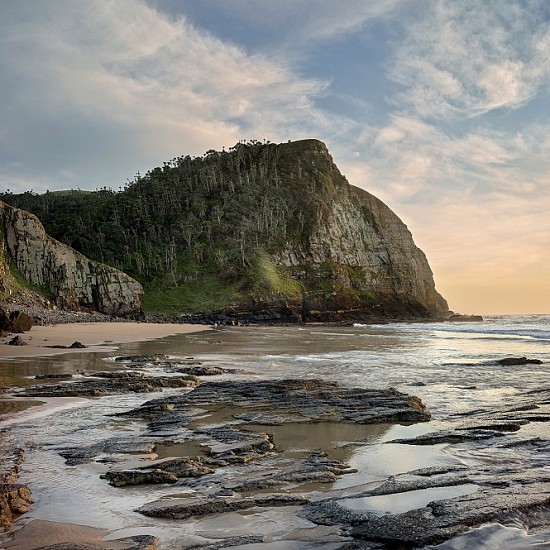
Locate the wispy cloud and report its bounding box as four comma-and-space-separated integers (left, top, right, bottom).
342, 109, 550, 312
389, 0, 550, 119
0, 0, 331, 191
1, 0, 550, 312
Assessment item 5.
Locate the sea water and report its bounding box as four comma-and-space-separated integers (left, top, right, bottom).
1, 315, 550, 548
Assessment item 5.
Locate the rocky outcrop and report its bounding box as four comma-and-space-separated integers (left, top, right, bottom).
273, 140, 448, 318
0, 140, 448, 320
0, 447, 34, 532
303, 386, 550, 548
0, 200, 142, 316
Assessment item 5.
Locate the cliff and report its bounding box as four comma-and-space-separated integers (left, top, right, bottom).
0, 139, 448, 321
0, 201, 143, 316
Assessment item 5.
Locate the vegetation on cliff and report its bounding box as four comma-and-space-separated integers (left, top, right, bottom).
1, 139, 447, 320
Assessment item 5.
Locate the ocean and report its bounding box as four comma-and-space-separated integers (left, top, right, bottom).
1, 315, 550, 549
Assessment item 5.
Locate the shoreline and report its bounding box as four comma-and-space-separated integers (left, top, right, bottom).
1, 318, 549, 547
0, 321, 213, 547
0, 321, 211, 359
0, 321, 211, 422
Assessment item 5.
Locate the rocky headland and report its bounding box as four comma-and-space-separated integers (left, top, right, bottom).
1, 139, 449, 323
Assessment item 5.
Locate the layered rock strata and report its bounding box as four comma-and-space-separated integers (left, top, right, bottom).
0, 200, 142, 316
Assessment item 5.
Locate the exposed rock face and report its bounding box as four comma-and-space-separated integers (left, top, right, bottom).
303, 386, 550, 548
273, 141, 448, 317
0, 200, 142, 316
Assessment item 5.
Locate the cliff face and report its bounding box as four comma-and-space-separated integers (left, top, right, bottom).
270, 141, 448, 319
279, 186, 448, 314
0, 139, 448, 321
275, 183, 447, 314
0, 201, 143, 316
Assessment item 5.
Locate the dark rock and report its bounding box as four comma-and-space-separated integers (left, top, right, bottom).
348, 484, 550, 547
7, 335, 26, 346
115, 354, 169, 362
447, 314, 484, 322
69, 340, 86, 348
300, 385, 550, 548
0, 307, 13, 332
9, 310, 34, 332
497, 356, 543, 366
20, 373, 199, 398
58, 439, 156, 465
184, 535, 264, 550
45, 341, 86, 349
166, 379, 431, 425
100, 456, 217, 489
196, 426, 275, 463
137, 493, 309, 519
230, 451, 356, 492
138, 457, 215, 478
100, 469, 178, 487
45, 343, 86, 349
303, 461, 550, 548
86, 371, 147, 379
169, 365, 225, 376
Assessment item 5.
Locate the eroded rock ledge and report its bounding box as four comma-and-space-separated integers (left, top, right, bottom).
0, 200, 142, 316
0, 446, 34, 532
303, 387, 550, 548
132, 378, 431, 425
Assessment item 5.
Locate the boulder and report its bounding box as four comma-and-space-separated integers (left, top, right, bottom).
7, 335, 26, 346
9, 311, 33, 332
0, 307, 13, 332
497, 357, 543, 366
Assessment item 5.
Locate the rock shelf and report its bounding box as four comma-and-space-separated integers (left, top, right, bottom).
7, 352, 550, 548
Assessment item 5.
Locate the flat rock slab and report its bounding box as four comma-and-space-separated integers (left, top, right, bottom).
20, 373, 198, 398
302, 388, 550, 548
130, 378, 431, 426
137, 493, 310, 519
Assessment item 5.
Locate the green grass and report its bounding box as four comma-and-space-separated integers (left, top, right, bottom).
142, 275, 240, 314
5, 259, 55, 301
252, 251, 303, 299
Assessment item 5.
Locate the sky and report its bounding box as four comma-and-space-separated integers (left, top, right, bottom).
1, 0, 549, 314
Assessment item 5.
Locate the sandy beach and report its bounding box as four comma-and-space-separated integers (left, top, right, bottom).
0, 322, 211, 420
0, 322, 211, 359
1, 518, 135, 549
0, 321, 212, 549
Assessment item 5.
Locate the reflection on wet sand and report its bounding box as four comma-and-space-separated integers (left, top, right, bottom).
0, 397, 45, 418
243, 421, 389, 462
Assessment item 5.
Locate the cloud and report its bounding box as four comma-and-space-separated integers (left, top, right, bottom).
278, 0, 404, 44
1, 0, 550, 313
160, 0, 404, 47
342, 110, 550, 313
0, 0, 332, 192
388, 0, 550, 119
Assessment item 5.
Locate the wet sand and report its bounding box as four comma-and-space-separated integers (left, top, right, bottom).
0, 396, 91, 426
1, 519, 132, 549
0, 322, 212, 548
0, 322, 210, 359
0, 397, 45, 423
